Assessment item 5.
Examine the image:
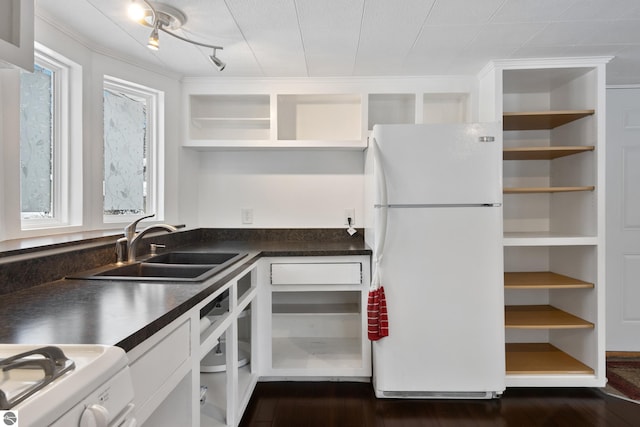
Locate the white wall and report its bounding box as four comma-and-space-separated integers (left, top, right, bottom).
196, 150, 364, 228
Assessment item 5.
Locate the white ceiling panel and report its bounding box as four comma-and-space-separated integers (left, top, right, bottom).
353, 0, 436, 76
491, 0, 579, 23
426, 0, 505, 25
222, 0, 307, 76
558, 0, 640, 21
525, 22, 599, 46
582, 21, 640, 45
412, 25, 482, 50
471, 23, 547, 47
30, 0, 640, 84
295, 0, 364, 76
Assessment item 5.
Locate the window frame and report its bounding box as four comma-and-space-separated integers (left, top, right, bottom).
102, 76, 164, 225
20, 44, 81, 230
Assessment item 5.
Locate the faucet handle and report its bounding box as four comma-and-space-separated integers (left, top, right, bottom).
124, 213, 155, 240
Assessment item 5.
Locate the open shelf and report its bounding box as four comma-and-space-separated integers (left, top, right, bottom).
277, 94, 361, 141
505, 343, 594, 375
503, 233, 598, 246
505, 305, 594, 329
189, 94, 271, 141
506, 343, 593, 375
504, 272, 594, 289
272, 303, 359, 314
191, 117, 270, 128
271, 337, 362, 369
504, 186, 595, 194
503, 110, 595, 131
503, 146, 594, 160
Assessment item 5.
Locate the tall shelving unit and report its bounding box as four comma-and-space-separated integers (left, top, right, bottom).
480, 58, 609, 387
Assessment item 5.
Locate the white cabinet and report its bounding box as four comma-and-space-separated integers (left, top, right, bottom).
127, 261, 259, 427
128, 318, 193, 426
198, 264, 258, 427
259, 256, 371, 379
182, 77, 475, 150
480, 58, 609, 387
0, 0, 34, 71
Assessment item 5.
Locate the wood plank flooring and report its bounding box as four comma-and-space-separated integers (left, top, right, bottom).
239, 382, 640, 427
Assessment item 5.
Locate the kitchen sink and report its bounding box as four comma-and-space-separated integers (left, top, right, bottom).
145, 251, 242, 265
68, 252, 248, 282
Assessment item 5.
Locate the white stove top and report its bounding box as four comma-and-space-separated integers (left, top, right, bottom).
0, 344, 134, 427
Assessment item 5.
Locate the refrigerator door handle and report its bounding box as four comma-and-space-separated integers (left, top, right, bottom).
372, 138, 388, 287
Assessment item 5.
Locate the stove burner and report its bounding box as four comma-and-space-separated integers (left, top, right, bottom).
0, 346, 75, 410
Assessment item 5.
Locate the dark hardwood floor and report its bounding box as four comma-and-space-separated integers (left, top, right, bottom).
239, 382, 640, 427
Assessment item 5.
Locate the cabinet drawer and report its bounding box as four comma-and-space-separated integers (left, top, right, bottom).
271, 263, 362, 285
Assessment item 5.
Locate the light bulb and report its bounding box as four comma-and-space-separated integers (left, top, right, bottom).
128, 2, 146, 22
147, 28, 159, 50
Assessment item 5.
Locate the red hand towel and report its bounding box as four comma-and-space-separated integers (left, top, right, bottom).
378, 286, 389, 338
367, 288, 380, 341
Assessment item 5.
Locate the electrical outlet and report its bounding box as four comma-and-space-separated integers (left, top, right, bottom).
344, 208, 355, 226
241, 208, 253, 224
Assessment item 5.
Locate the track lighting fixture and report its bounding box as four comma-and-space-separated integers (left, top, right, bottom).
209, 48, 226, 71
128, 0, 225, 71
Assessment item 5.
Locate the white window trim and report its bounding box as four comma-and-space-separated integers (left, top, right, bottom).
103, 76, 164, 225
21, 43, 82, 231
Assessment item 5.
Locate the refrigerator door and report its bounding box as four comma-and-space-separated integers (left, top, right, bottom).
372, 123, 502, 205
373, 206, 505, 397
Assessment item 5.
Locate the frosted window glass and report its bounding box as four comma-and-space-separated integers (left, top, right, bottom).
103, 89, 147, 215
20, 64, 53, 218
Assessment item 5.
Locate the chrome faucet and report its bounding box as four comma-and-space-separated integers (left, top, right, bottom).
119, 214, 178, 263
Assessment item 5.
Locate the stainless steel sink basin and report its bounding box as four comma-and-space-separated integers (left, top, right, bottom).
68, 252, 248, 282
145, 251, 242, 265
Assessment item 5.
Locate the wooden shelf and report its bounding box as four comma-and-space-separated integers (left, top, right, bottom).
503, 146, 594, 160
505, 305, 594, 329
505, 343, 594, 375
503, 110, 595, 131
504, 186, 594, 194
504, 272, 594, 289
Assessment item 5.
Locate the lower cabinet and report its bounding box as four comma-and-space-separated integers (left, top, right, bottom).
197, 264, 258, 427
127, 254, 371, 427
128, 317, 193, 425
258, 256, 372, 380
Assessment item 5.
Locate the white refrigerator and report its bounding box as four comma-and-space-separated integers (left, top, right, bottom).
364, 123, 505, 399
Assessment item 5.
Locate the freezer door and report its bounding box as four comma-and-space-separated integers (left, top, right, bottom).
372, 206, 505, 395
373, 123, 502, 205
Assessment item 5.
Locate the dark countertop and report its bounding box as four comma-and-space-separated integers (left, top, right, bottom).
0, 239, 370, 352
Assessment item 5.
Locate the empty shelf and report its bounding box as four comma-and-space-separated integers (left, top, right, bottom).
505, 343, 594, 375
504, 272, 594, 289
505, 305, 594, 329
503, 110, 595, 130
504, 186, 595, 194
503, 146, 594, 160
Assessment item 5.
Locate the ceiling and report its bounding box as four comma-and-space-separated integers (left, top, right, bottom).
35, 0, 640, 84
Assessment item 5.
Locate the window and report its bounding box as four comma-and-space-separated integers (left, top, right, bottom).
19, 45, 81, 230
103, 77, 163, 223
20, 63, 53, 219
